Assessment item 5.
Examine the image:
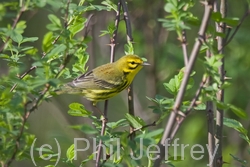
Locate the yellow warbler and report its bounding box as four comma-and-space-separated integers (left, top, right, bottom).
56, 54, 149, 105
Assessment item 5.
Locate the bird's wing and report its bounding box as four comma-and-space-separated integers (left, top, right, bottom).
68, 68, 125, 90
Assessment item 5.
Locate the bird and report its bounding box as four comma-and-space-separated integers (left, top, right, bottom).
56, 54, 149, 105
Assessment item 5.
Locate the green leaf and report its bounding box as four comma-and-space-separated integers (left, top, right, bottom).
211, 12, 222, 22
223, 117, 248, 135
70, 124, 98, 134
68, 16, 87, 37
125, 113, 145, 129
124, 41, 134, 55
167, 155, 184, 162
222, 17, 239, 26
139, 129, 163, 139
21, 37, 39, 43
194, 103, 206, 111
101, 0, 117, 12
46, 44, 67, 62
48, 14, 61, 28
164, 3, 176, 13
42, 32, 53, 52
68, 103, 92, 117
9, 30, 23, 44
107, 119, 128, 129
66, 144, 75, 162
15, 20, 27, 34
230, 154, 247, 165
239, 134, 250, 145
228, 104, 248, 119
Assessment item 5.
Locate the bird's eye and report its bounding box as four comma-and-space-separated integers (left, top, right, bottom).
131, 61, 135, 65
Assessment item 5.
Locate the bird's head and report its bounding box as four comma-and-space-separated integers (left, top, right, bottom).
116, 54, 149, 78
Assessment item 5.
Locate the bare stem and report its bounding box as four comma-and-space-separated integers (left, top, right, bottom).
153, 1, 215, 166
128, 121, 156, 138
206, 49, 215, 167
95, 2, 122, 166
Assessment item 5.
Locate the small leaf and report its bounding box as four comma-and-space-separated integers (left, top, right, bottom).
223, 117, 248, 135
66, 144, 75, 162
42, 31, 53, 52
10, 30, 23, 44
168, 155, 185, 162
194, 103, 206, 111
125, 113, 145, 129
222, 17, 239, 26
70, 124, 98, 134
68, 103, 92, 117
230, 154, 247, 165
228, 104, 248, 119
21, 37, 39, 43
15, 21, 27, 34
48, 14, 61, 28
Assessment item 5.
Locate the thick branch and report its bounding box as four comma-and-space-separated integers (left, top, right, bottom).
215, 0, 226, 166
153, 1, 215, 166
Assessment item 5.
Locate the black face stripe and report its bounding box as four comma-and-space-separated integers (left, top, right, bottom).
128, 63, 138, 70
123, 71, 130, 75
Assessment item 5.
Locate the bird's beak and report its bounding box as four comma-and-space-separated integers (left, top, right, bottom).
142, 62, 150, 66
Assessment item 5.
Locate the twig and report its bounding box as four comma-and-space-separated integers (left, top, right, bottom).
110, 1, 121, 62
219, 9, 250, 52
95, 105, 108, 167
120, 0, 135, 141
0, 6, 26, 52
153, 1, 215, 166
121, 0, 133, 42
83, 14, 94, 38
128, 121, 156, 138
170, 76, 207, 140
95, 2, 122, 167
10, 66, 37, 92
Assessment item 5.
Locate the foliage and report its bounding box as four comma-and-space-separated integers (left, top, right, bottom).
0, 0, 250, 167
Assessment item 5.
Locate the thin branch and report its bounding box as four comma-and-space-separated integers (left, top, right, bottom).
121, 0, 133, 42
95, 112, 108, 167
154, 1, 215, 166
83, 14, 94, 38
10, 66, 37, 92
120, 0, 135, 141
180, 30, 189, 66
128, 121, 156, 138
110, 1, 121, 62
170, 76, 207, 140
95, 2, 122, 167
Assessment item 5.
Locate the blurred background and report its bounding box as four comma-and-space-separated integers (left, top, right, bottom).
1, 0, 250, 166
